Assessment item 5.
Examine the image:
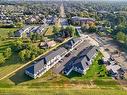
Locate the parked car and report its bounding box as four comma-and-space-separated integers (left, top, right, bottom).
65, 53, 71, 57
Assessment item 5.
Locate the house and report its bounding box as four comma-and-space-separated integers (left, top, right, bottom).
61, 30, 71, 38
54, 37, 64, 43
60, 18, 69, 26
35, 25, 45, 34
25, 59, 46, 79
15, 25, 46, 37
64, 38, 82, 51
46, 41, 56, 48
97, 11, 109, 14
75, 27, 82, 36
64, 46, 99, 75
39, 41, 56, 49
71, 16, 95, 25
25, 15, 40, 24
25, 47, 68, 79
2, 20, 13, 25
15, 26, 32, 37
29, 25, 46, 34
46, 15, 57, 25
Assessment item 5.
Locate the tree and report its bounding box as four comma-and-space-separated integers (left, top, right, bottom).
88, 26, 97, 33
31, 33, 37, 42
0, 54, 5, 64
19, 50, 26, 61
125, 35, 127, 45
40, 35, 44, 42
52, 25, 60, 34
66, 26, 75, 37
25, 50, 31, 60
117, 16, 126, 25
15, 21, 24, 28
116, 32, 126, 43
12, 39, 23, 52
30, 33, 42, 42
79, 12, 84, 17
31, 54, 36, 60
8, 31, 15, 38
3, 48, 12, 59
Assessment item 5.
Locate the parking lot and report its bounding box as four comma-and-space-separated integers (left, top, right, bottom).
90, 33, 127, 72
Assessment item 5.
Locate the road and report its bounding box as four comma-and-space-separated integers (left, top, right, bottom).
60, 3, 65, 18
52, 39, 90, 74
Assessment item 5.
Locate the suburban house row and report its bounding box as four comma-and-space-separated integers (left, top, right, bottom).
63, 45, 99, 76
15, 24, 47, 37
25, 37, 84, 79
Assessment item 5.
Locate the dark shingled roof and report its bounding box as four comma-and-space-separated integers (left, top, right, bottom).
26, 47, 67, 76
79, 46, 98, 60
64, 46, 98, 74
64, 38, 81, 48
44, 47, 67, 63
26, 59, 46, 75
74, 46, 98, 70
74, 57, 89, 70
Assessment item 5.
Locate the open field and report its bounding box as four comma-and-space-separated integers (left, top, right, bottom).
0, 28, 19, 53
0, 28, 23, 78
0, 69, 124, 95
44, 26, 54, 36
0, 88, 127, 95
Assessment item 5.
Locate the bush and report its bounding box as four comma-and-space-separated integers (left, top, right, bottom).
3, 48, 12, 59
0, 54, 5, 64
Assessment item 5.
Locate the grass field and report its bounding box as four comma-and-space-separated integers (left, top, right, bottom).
0, 88, 127, 95
44, 26, 54, 36
0, 69, 124, 95
0, 28, 24, 78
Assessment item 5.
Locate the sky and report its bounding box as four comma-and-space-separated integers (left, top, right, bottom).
4, 0, 127, 1
3, 0, 127, 1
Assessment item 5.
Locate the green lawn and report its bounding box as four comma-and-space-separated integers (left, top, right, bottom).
84, 52, 108, 79
44, 26, 54, 36
0, 28, 23, 78
68, 52, 109, 80
0, 28, 18, 53
0, 88, 127, 95
0, 70, 124, 95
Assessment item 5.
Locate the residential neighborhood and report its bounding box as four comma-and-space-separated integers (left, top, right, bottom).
0, 0, 127, 95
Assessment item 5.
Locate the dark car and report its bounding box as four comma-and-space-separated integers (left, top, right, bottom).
65, 53, 71, 57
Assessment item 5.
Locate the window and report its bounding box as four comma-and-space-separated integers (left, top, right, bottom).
86, 62, 89, 66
